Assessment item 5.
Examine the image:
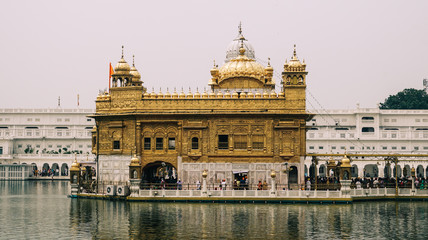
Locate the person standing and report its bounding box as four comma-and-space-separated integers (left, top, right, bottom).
306, 179, 311, 191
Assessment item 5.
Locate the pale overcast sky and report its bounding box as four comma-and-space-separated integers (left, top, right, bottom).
1, 0, 427, 110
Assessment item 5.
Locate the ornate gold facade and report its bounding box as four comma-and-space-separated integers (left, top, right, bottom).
91, 26, 313, 186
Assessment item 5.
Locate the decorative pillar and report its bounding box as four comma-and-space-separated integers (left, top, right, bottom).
70, 160, 80, 196
339, 155, 352, 196
129, 155, 141, 197
202, 170, 208, 197
411, 167, 416, 195
270, 170, 277, 197
136, 123, 142, 156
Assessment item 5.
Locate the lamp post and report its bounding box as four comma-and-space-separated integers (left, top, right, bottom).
385, 156, 399, 197
312, 156, 318, 190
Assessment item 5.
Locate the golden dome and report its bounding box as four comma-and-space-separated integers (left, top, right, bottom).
209, 91, 216, 98
114, 47, 131, 74
165, 88, 171, 98
172, 88, 179, 98
150, 88, 157, 98
341, 155, 351, 168
143, 91, 150, 98
269, 91, 277, 98
217, 91, 224, 98
218, 47, 265, 83
70, 160, 80, 171
157, 89, 164, 99
179, 89, 186, 98
247, 91, 254, 98
232, 91, 239, 98
263, 91, 269, 98
202, 89, 208, 98
186, 88, 193, 98
130, 155, 140, 166
284, 45, 306, 71
129, 55, 141, 81
255, 90, 262, 98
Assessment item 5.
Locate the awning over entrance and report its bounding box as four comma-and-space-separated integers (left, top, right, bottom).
233, 170, 248, 174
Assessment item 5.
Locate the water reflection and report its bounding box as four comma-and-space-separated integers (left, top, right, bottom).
1, 181, 428, 239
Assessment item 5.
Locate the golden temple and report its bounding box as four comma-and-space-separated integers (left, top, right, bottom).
91, 25, 313, 187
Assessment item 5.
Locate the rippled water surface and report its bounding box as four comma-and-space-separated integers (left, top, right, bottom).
1, 181, 428, 239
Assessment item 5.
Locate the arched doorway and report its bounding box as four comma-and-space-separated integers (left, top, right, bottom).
304, 165, 308, 178
52, 163, 59, 176
309, 164, 316, 179
31, 163, 37, 171
416, 165, 424, 178
61, 163, 69, 176
384, 164, 392, 178
364, 164, 378, 178
319, 164, 326, 177
351, 164, 358, 178
141, 161, 177, 185
289, 166, 298, 184
393, 165, 402, 178
403, 165, 411, 178
42, 163, 50, 176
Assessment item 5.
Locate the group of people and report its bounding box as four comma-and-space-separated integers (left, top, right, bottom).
33, 168, 58, 177
352, 177, 427, 189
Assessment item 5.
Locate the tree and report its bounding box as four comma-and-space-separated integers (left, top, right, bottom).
380, 88, 428, 109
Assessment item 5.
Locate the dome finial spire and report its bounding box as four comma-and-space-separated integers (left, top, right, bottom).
238, 22, 242, 35
132, 55, 135, 67
239, 38, 245, 55
268, 57, 271, 67
121, 45, 124, 58
293, 44, 297, 58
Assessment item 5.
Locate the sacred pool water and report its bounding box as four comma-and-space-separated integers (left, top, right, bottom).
0, 181, 427, 239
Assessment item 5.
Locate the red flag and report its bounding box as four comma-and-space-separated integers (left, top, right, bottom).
109, 63, 114, 90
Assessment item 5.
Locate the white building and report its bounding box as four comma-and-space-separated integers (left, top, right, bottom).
0, 108, 95, 175
1, 107, 427, 179
305, 108, 428, 179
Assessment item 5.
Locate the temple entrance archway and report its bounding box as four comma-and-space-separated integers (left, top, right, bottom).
416, 165, 424, 178
52, 163, 59, 176
364, 164, 378, 178
141, 161, 177, 185
289, 166, 298, 184
61, 163, 69, 176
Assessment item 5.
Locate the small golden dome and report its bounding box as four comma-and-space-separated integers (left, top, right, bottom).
150, 88, 157, 98
202, 170, 208, 178
240, 92, 247, 98
143, 91, 150, 98
255, 90, 262, 98
209, 91, 216, 98
114, 46, 131, 74
172, 88, 179, 98
263, 91, 269, 98
165, 88, 171, 98
130, 57, 141, 81
224, 91, 231, 98
186, 88, 193, 99
157, 89, 164, 99
269, 91, 277, 98
217, 91, 224, 98
271, 170, 276, 178
202, 89, 208, 98
70, 160, 80, 171
194, 88, 201, 98
130, 155, 140, 166
247, 91, 254, 98
341, 155, 351, 168
179, 89, 186, 98
232, 91, 239, 98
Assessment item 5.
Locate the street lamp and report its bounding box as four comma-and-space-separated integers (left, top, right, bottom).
385, 156, 399, 196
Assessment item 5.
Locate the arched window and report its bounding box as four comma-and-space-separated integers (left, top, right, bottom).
191, 137, 199, 149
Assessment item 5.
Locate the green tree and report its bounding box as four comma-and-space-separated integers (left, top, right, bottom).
380, 88, 428, 109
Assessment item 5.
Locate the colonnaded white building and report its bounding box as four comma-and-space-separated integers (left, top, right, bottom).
0, 108, 95, 176
1, 107, 428, 179
305, 107, 428, 179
